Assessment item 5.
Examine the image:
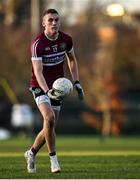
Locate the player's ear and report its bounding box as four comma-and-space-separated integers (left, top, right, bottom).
42, 16, 46, 27
42, 20, 45, 27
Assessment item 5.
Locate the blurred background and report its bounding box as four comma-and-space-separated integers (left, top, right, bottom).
0, 0, 140, 139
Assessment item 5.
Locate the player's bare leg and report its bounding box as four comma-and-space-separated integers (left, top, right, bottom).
25, 102, 60, 173
38, 103, 56, 153
31, 130, 46, 152
38, 104, 60, 173
31, 108, 60, 152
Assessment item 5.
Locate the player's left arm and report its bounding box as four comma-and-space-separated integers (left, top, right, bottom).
66, 48, 84, 100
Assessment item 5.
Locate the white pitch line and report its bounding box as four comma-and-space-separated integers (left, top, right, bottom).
0, 151, 140, 157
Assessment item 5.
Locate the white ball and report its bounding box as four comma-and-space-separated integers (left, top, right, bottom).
53, 78, 73, 97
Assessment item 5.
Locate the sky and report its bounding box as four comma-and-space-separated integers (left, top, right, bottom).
47, 0, 140, 13
46, 0, 140, 25
99, 0, 140, 13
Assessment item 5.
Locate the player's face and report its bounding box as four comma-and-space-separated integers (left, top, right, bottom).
42, 13, 60, 36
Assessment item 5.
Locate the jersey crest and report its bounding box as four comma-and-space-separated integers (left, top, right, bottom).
60, 42, 66, 51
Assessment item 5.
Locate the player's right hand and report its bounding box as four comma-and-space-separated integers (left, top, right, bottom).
46, 89, 64, 101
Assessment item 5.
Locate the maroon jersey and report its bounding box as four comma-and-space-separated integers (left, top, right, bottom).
30, 31, 73, 89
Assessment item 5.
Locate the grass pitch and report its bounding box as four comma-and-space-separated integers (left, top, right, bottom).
0, 135, 140, 179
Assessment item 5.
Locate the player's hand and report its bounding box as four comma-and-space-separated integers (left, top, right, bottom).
46, 89, 64, 101
74, 81, 84, 100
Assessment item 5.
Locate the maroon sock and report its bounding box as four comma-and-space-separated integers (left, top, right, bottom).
49, 151, 56, 156
31, 147, 37, 155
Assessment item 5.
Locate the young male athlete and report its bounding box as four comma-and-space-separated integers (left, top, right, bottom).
25, 9, 84, 173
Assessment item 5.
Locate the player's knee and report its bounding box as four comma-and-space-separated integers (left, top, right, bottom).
44, 112, 55, 128
48, 114, 55, 128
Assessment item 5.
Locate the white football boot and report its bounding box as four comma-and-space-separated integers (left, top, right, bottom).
50, 155, 61, 173
24, 150, 36, 173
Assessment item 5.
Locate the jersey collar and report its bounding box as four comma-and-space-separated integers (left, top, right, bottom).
44, 32, 59, 41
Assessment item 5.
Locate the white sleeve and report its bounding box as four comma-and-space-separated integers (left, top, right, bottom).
31, 39, 42, 61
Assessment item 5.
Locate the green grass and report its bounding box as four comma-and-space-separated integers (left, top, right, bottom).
0, 135, 140, 178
